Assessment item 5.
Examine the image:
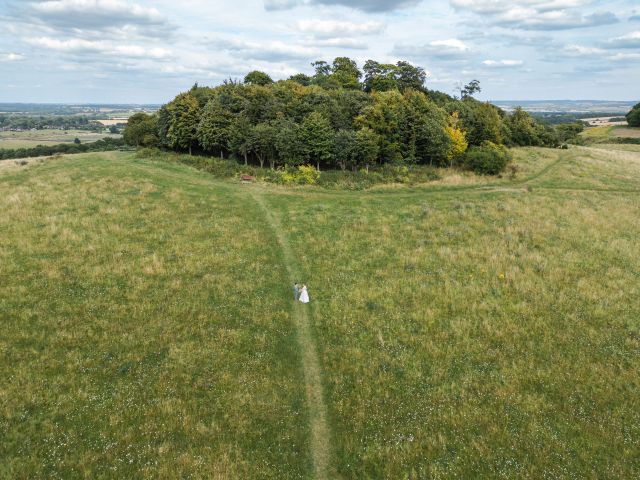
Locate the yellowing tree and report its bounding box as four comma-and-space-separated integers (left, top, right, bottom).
445, 112, 468, 167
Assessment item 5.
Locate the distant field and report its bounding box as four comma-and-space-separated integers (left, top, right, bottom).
612, 127, 640, 138
96, 118, 128, 126
0, 129, 121, 149
582, 125, 640, 140
582, 116, 627, 127
1, 147, 639, 478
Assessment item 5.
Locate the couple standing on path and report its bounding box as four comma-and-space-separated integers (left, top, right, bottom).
293, 283, 310, 303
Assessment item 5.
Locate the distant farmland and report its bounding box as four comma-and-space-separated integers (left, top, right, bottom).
0, 129, 121, 149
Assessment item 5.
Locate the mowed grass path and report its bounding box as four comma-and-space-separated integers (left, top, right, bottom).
0, 154, 313, 478
1, 146, 640, 478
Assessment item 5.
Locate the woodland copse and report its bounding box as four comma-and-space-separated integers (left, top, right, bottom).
124, 57, 584, 175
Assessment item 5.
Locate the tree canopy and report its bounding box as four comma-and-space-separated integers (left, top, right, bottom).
627, 102, 640, 127
125, 57, 575, 174
244, 71, 274, 86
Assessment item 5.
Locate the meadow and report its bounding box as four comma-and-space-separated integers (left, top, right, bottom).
0, 130, 121, 149
1, 145, 638, 478
581, 124, 640, 142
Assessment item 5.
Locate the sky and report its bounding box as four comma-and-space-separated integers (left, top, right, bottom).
0, 0, 639, 104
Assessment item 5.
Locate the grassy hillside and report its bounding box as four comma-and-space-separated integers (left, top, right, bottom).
0, 154, 311, 478
1, 147, 639, 478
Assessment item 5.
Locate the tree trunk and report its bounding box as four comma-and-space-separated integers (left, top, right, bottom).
220, 150, 224, 159
258, 154, 264, 168
340, 162, 346, 171
244, 153, 248, 166
316, 161, 320, 171
189, 144, 192, 156
269, 159, 275, 170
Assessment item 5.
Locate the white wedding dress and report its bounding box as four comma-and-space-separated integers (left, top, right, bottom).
299, 286, 310, 303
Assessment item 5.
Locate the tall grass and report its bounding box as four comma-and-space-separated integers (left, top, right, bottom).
0, 153, 311, 478
263, 146, 640, 478
1, 146, 639, 478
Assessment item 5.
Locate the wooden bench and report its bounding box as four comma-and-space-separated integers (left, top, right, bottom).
240, 174, 255, 183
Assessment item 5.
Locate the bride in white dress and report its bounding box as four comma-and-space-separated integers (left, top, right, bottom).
299, 285, 310, 303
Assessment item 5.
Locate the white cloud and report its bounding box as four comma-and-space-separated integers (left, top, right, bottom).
608, 52, 640, 62
0, 52, 25, 61
265, 0, 420, 13
430, 39, 470, 51
32, 0, 165, 24
393, 38, 471, 61
482, 59, 524, 67
22, 0, 172, 39
451, 0, 618, 30
25, 37, 172, 59
451, 0, 595, 15
604, 31, 640, 48
562, 44, 606, 56
303, 37, 369, 49
296, 19, 384, 38
209, 37, 317, 61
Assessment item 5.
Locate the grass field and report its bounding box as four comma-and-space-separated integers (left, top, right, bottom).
581, 124, 640, 141
0, 130, 121, 149
1, 146, 639, 478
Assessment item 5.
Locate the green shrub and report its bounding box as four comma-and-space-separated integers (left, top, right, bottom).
463, 141, 512, 175
277, 165, 321, 185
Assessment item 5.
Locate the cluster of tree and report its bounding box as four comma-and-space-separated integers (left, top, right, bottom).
0, 137, 125, 160
626, 102, 640, 127
0, 114, 109, 131
126, 58, 582, 174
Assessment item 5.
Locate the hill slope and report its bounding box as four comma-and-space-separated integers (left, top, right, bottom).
1, 146, 639, 478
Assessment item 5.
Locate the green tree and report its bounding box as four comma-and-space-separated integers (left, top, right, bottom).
555, 122, 584, 142
189, 83, 216, 107
167, 92, 200, 155
356, 90, 404, 163
244, 70, 274, 86
311, 60, 332, 77
508, 107, 539, 146
300, 111, 334, 170
333, 129, 358, 171
156, 105, 172, 148
228, 114, 252, 165
395, 61, 427, 92
401, 90, 450, 165
461, 79, 481, 99
249, 122, 278, 169
274, 117, 304, 166
363, 60, 398, 92
123, 112, 158, 147
197, 97, 233, 158
288, 73, 312, 86
331, 57, 362, 90
453, 99, 503, 146
363, 60, 426, 93
355, 127, 380, 170
626, 102, 640, 127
